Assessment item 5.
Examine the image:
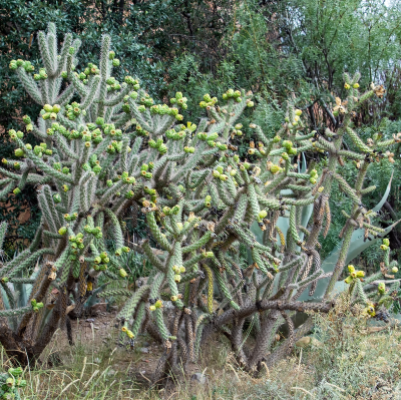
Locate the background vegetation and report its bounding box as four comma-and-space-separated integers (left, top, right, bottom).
2, 0, 401, 266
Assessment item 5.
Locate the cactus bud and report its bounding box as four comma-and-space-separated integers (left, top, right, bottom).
119, 268, 128, 278
258, 210, 267, 220
383, 238, 390, 247
378, 282, 386, 294
52, 104, 61, 113
58, 227, 67, 235
22, 115, 31, 124
270, 165, 281, 174
14, 148, 24, 157
13, 188, 21, 195
392, 266, 398, 273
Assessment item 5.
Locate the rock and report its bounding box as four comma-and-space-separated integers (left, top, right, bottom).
139, 347, 149, 354
295, 336, 323, 349
90, 303, 107, 316
191, 373, 207, 384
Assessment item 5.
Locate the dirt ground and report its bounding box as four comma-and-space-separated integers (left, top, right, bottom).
43, 308, 206, 385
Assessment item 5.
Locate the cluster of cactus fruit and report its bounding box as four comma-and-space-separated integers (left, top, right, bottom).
345, 238, 400, 318
0, 23, 399, 380
0, 368, 25, 400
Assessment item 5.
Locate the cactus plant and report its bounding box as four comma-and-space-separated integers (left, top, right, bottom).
1, 23, 400, 380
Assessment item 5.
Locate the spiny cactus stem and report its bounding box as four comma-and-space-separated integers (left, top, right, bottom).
324, 160, 370, 298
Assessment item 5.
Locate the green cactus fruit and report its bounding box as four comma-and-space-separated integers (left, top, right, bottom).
22, 115, 31, 124
378, 282, 386, 294
14, 148, 24, 157
270, 165, 281, 174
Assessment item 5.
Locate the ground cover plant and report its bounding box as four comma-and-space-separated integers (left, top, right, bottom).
5, 295, 401, 400
0, 22, 400, 389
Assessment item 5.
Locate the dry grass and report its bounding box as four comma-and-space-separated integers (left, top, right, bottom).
3, 295, 401, 400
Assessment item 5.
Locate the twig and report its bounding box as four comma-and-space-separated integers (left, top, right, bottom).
291, 387, 315, 398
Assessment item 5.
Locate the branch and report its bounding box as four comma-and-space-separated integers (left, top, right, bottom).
214, 300, 335, 327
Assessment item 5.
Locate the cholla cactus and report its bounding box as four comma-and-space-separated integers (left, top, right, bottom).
1, 23, 399, 377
